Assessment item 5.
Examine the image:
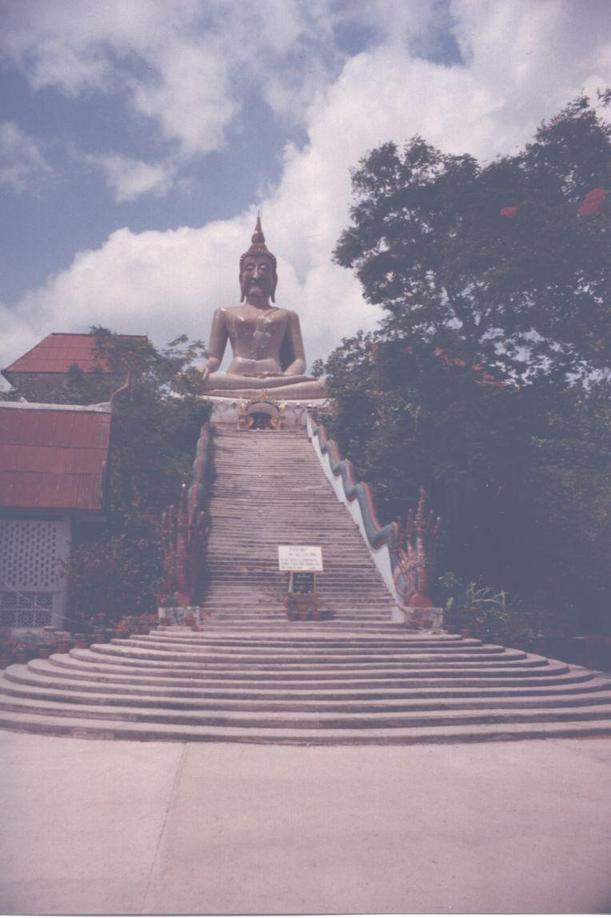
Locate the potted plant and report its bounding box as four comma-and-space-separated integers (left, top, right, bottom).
139, 612, 157, 633
114, 620, 130, 640
92, 613, 108, 643
56, 632, 72, 654
74, 633, 90, 649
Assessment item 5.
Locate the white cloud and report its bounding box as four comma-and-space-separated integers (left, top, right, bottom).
1, 0, 610, 373
3, 0, 608, 168
0, 121, 51, 192
3, 217, 369, 375
129, 39, 238, 157
452, 0, 611, 140
0, 0, 342, 160
87, 154, 175, 202
0, 0, 202, 95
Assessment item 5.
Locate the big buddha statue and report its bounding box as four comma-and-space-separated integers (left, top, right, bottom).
200, 217, 327, 400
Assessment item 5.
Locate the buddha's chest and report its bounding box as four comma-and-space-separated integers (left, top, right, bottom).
227, 309, 287, 349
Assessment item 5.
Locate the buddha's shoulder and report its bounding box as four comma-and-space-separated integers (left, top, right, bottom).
213, 305, 244, 323
265, 306, 300, 324
273, 306, 299, 319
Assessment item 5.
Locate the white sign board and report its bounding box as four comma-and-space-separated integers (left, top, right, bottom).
278, 545, 323, 572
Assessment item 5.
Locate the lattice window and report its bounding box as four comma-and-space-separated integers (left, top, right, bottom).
0, 591, 53, 627
0, 520, 64, 589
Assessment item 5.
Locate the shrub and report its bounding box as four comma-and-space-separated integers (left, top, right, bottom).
438, 573, 569, 650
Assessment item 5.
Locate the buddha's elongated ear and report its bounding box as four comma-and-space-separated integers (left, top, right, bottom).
270, 272, 278, 303
239, 270, 246, 302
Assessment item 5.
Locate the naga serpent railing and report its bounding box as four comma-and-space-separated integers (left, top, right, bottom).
161, 421, 213, 607
307, 417, 440, 610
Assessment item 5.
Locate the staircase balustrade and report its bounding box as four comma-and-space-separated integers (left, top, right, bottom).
161, 421, 212, 606
307, 417, 440, 610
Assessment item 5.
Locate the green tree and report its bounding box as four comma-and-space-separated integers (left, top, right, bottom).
325, 96, 611, 635
334, 95, 610, 382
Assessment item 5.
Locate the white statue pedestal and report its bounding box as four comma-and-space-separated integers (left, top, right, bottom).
207, 394, 330, 429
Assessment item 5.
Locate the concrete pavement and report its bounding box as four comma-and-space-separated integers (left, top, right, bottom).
1, 732, 611, 914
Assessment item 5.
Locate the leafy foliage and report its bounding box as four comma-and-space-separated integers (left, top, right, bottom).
439, 574, 568, 650
71, 330, 210, 624
335, 96, 610, 382
324, 96, 611, 637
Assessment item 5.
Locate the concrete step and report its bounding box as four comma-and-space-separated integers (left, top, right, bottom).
3, 661, 611, 711
2, 705, 611, 745
79, 642, 553, 671
26, 648, 600, 690
136, 633, 491, 649
4, 668, 611, 715
23, 658, 610, 700
198, 622, 407, 631
110, 636, 530, 662
41, 646, 589, 683
2, 687, 611, 733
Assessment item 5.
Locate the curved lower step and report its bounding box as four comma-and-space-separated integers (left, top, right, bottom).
2, 690, 611, 730
4, 667, 611, 715
22, 658, 608, 700
1, 706, 611, 746
0, 627, 610, 744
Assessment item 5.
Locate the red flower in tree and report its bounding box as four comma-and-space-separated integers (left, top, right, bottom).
578, 188, 608, 216
500, 206, 519, 218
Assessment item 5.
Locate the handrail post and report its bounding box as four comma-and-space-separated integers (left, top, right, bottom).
160, 421, 213, 610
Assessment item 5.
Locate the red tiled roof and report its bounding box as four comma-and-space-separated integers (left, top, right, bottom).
0, 405, 112, 511
3, 333, 147, 377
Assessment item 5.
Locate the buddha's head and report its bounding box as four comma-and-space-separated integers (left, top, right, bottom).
239, 215, 278, 303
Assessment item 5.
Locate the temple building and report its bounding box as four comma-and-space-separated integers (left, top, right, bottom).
0, 402, 111, 629
0, 332, 132, 630
2, 331, 147, 401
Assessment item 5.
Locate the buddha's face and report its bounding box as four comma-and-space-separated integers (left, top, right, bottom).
240, 255, 276, 302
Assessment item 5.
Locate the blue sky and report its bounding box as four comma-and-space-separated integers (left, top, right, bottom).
1, 0, 609, 373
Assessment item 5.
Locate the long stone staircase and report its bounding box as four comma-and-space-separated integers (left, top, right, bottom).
204, 427, 395, 626
1, 424, 611, 744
